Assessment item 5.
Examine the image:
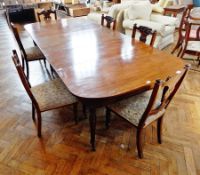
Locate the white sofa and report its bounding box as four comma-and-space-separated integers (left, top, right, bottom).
88, 0, 150, 33
122, 1, 178, 49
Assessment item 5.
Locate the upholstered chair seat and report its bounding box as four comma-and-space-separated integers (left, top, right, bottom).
107, 90, 165, 127
186, 41, 200, 52
26, 46, 45, 61
106, 65, 190, 158
31, 79, 77, 112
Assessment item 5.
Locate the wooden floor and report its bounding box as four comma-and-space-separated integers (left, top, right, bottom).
1, 11, 200, 175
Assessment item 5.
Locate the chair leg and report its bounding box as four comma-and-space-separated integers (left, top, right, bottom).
73, 103, 78, 124
171, 40, 182, 54
157, 116, 164, 144
25, 61, 29, 79
105, 108, 111, 129
43, 59, 47, 68
36, 111, 42, 137
82, 104, 87, 119
32, 104, 36, 122
136, 128, 144, 159
22, 58, 25, 70
180, 48, 186, 58
197, 56, 200, 67
177, 46, 183, 57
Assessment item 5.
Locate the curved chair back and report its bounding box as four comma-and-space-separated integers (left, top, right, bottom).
37, 9, 57, 22
10, 23, 27, 59
132, 24, 157, 47
139, 64, 190, 127
12, 50, 39, 109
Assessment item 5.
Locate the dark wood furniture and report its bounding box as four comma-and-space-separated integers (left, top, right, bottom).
171, 5, 193, 56
55, 3, 90, 17
106, 65, 190, 158
12, 50, 78, 137
101, 14, 116, 30
180, 20, 200, 66
11, 23, 46, 79
164, 5, 185, 17
5, 5, 36, 23
132, 24, 157, 47
24, 18, 185, 151
37, 9, 57, 22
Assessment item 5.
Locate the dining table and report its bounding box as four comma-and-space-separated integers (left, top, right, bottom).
25, 18, 184, 151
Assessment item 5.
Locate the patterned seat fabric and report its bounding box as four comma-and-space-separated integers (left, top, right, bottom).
107, 90, 165, 127
187, 41, 200, 52
31, 79, 77, 112
26, 46, 45, 61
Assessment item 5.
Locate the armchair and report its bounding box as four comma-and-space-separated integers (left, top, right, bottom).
88, 0, 150, 33
122, 2, 178, 49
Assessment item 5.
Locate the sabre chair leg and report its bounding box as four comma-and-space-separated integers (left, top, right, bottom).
43, 59, 47, 68
157, 116, 164, 144
37, 111, 42, 138
136, 128, 144, 159
32, 103, 36, 122
26, 61, 30, 80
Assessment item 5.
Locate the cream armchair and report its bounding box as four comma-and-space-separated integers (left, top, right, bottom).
151, 0, 173, 14
88, 0, 149, 33
122, 1, 178, 50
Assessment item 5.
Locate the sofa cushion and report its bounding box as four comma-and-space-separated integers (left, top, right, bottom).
162, 25, 175, 36
108, 0, 149, 19
126, 1, 152, 20
150, 14, 178, 26
151, 3, 164, 14
123, 19, 165, 35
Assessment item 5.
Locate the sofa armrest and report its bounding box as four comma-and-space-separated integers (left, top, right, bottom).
123, 19, 165, 34
150, 14, 178, 26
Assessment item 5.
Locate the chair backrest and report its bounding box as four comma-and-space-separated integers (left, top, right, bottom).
139, 64, 190, 127
178, 5, 193, 38
10, 23, 27, 58
132, 24, 157, 47
101, 14, 116, 30
12, 50, 39, 109
37, 9, 57, 22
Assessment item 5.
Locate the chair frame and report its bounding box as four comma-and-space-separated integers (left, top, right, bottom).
132, 24, 157, 47
171, 5, 193, 56
12, 50, 78, 137
11, 23, 46, 79
180, 20, 200, 66
37, 9, 57, 22
106, 64, 190, 158
101, 14, 116, 30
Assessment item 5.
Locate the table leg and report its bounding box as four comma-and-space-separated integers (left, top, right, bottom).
89, 107, 96, 151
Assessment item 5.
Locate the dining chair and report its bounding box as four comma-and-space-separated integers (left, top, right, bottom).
105, 64, 190, 158
37, 9, 57, 22
171, 5, 195, 56
180, 20, 200, 66
11, 23, 46, 79
12, 50, 78, 137
101, 14, 116, 30
132, 24, 157, 47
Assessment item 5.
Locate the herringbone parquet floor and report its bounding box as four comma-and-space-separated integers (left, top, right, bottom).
0, 10, 200, 175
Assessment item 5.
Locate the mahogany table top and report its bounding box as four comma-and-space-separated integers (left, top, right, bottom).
25, 18, 184, 100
